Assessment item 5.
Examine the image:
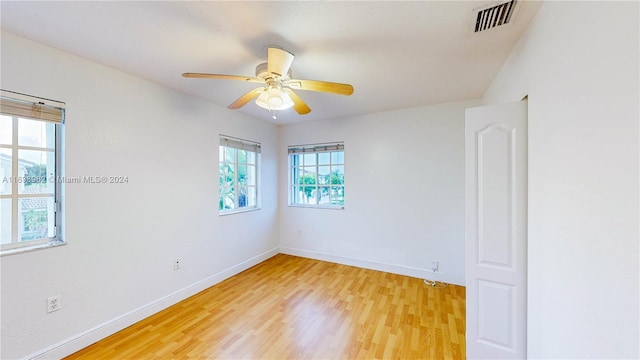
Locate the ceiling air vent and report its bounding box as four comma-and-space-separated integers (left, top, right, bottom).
473, 0, 518, 33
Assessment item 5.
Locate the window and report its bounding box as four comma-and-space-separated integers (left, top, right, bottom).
289, 143, 344, 208
1, 90, 64, 254
219, 135, 260, 214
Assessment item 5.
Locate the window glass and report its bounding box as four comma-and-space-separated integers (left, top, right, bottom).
219, 136, 260, 214
0, 116, 12, 145
19, 197, 55, 241
288, 143, 344, 208
18, 118, 55, 148
0, 198, 11, 244
0, 148, 12, 195
1, 92, 64, 254
18, 149, 55, 195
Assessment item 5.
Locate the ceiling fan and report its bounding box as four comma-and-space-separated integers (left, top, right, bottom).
182, 47, 354, 116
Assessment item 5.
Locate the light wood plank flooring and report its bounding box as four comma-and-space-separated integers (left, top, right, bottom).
65, 254, 465, 359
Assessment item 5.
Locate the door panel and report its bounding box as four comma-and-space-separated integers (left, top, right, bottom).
478, 280, 514, 349
466, 101, 527, 359
477, 125, 515, 269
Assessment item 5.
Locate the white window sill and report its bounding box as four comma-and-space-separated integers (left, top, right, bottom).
219, 207, 261, 216
1, 240, 66, 257
288, 204, 344, 210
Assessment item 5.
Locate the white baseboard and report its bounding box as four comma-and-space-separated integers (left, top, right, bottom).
279, 246, 465, 286
27, 247, 279, 360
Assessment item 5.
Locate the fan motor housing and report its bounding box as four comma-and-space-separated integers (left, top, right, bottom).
256, 62, 291, 81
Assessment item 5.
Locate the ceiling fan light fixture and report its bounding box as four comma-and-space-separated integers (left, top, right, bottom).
183, 46, 352, 116
255, 85, 293, 111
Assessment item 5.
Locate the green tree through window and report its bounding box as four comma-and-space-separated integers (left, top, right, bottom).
219, 136, 260, 213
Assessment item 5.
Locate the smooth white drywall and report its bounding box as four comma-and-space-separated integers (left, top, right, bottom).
484, 2, 639, 358
0, 32, 279, 359
279, 100, 480, 285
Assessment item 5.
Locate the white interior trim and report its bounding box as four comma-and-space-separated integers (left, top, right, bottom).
279, 247, 465, 286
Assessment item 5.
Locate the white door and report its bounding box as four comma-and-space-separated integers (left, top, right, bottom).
465, 101, 527, 359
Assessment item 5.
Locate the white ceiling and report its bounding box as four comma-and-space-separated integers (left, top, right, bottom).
0, 1, 541, 125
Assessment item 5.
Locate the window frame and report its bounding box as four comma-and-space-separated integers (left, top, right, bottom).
288, 142, 345, 209
219, 135, 261, 215
1, 90, 65, 256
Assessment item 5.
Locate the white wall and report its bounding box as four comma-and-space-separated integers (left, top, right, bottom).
484, 2, 639, 358
279, 100, 479, 285
5, 2, 638, 358
0, 32, 279, 359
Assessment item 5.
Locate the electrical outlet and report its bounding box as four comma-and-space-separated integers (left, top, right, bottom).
173, 259, 181, 270
47, 295, 61, 313
431, 260, 439, 272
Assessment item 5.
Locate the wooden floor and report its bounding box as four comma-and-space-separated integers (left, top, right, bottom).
65, 254, 465, 359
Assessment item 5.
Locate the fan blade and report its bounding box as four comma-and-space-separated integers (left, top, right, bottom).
287, 79, 354, 96
267, 47, 295, 77
228, 88, 264, 109
182, 73, 263, 83
283, 88, 311, 115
